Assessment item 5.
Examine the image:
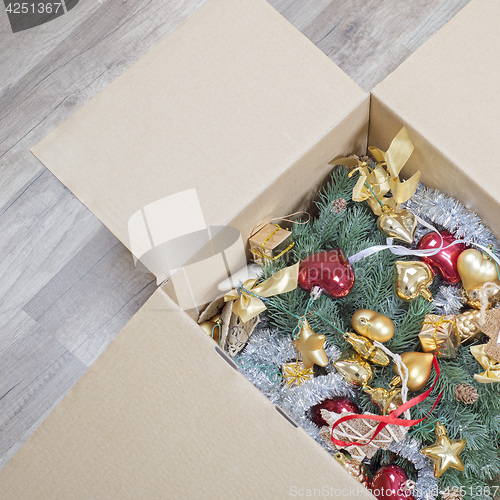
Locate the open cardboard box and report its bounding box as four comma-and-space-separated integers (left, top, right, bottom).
2, 0, 499, 497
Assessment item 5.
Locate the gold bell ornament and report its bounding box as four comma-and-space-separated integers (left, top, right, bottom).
333, 349, 374, 387
351, 309, 395, 343
421, 422, 466, 478
343, 331, 390, 366
394, 351, 434, 392
457, 248, 500, 292
394, 261, 434, 301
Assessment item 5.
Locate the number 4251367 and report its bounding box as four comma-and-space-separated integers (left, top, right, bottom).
6, 3, 63, 14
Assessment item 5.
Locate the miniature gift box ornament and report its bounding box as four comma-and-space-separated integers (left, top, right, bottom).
418, 315, 460, 359
248, 223, 293, 265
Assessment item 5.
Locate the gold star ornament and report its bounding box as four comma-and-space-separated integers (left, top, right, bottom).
421, 422, 466, 478
292, 319, 328, 369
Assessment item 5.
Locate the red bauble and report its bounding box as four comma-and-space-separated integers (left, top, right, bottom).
310, 397, 361, 427
298, 249, 355, 298
417, 230, 466, 284
371, 465, 415, 500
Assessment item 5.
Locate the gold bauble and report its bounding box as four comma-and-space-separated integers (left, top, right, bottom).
462, 286, 500, 310
394, 261, 434, 301
351, 309, 395, 342
343, 331, 390, 366
455, 310, 483, 345
333, 349, 374, 386
421, 422, 466, 478
457, 248, 500, 291
377, 208, 417, 244
293, 319, 328, 369
394, 351, 434, 392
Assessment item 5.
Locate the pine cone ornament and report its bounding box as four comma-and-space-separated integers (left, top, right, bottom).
441, 487, 463, 500
331, 198, 347, 214
454, 383, 478, 404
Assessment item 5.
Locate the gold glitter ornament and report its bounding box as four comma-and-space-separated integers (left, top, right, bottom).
455, 310, 483, 345
281, 361, 314, 388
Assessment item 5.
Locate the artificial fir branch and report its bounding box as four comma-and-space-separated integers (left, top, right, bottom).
258, 166, 500, 499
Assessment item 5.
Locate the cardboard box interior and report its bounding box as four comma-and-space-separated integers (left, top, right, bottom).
2, 0, 500, 498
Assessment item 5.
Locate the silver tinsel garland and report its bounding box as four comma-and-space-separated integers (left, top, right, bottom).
236, 185, 499, 500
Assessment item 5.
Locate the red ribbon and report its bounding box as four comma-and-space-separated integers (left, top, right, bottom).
331, 356, 442, 448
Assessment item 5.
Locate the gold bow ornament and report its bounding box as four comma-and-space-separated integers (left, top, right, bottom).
224, 262, 299, 323
330, 128, 421, 216
470, 344, 500, 383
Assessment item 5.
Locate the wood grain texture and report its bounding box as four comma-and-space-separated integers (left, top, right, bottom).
0, 0, 469, 470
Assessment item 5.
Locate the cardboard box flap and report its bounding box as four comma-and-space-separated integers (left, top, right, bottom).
32, 0, 366, 278
0, 288, 374, 499
371, 0, 500, 235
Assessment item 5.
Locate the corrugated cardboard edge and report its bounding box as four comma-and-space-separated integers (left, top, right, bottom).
0, 288, 374, 499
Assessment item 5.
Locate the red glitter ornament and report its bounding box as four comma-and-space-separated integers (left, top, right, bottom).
310, 397, 361, 428
298, 249, 355, 298
417, 230, 466, 284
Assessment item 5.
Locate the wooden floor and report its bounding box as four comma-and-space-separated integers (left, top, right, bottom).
0, 0, 469, 469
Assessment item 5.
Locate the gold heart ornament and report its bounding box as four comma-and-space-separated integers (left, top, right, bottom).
377, 208, 417, 244
457, 249, 500, 291
394, 261, 434, 301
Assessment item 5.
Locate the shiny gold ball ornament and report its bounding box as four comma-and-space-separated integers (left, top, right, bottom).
455, 310, 483, 345
457, 248, 500, 291
394, 261, 434, 301
377, 208, 418, 244
333, 349, 374, 386
343, 331, 390, 366
292, 319, 329, 369
394, 351, 434, 392
421, 422, 466, 478
351, 309, 395, 342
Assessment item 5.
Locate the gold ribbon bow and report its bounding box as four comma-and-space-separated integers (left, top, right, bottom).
470, 344, 500, 383
330, 128, 421, 216
224, 262, 299, 323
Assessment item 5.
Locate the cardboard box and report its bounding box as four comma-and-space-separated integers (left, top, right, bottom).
1, 0, 499, 497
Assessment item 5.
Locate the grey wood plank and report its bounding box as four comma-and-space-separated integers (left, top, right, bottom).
0, 311, 86, 468
0, 0, 102, 92
25, 225, 156, 366
0, 169, 101, 319
296, 0, 469, 91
